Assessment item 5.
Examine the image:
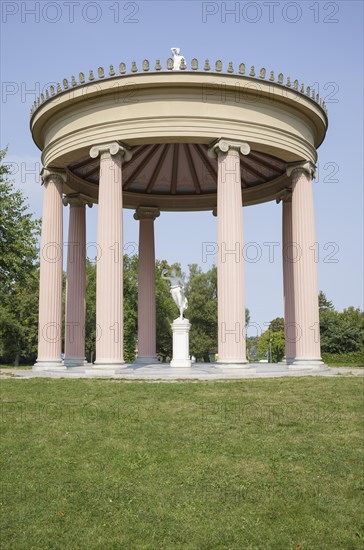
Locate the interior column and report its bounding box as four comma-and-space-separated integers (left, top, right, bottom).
280, 190, 296, 364
134, 206, 160, 363
63, 194, 90, 367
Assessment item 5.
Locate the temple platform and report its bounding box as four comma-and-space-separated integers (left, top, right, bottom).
1, 363, 361, 381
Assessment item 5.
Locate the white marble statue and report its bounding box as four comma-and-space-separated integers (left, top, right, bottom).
162, 268, 188, 319
171, 47, 185, 71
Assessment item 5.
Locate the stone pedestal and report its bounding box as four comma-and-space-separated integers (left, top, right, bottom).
170, 318, 191, 368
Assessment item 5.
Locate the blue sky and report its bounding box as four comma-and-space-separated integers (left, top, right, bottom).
1, 0, 363, 331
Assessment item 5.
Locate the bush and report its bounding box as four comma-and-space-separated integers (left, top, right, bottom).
322, 351, 364, 367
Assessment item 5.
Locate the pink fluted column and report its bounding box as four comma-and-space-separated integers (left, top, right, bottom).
134, 206, 160, 364
34, 169, 66, 370
90, 142, 132, 369
208, 139, 250, 366
281, 191, 296, 364
63, 195, 90, 367
288, 163, 323, 367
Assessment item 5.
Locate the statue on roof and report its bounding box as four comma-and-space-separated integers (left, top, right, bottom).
171, 48, 185, 71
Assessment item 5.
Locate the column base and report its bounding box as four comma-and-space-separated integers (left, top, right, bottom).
170, 359, 192, 368
92, 361, 126, 369
86, 361, 127, 375
216, 359, 251, 369
288, 358, 326, 370
64, 357, 85, 368
134, 356, 160, 365
33, 360, 67, 371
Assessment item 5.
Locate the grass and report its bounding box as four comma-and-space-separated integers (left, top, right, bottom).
0, 378, 363, 549
0, 365, 32, 370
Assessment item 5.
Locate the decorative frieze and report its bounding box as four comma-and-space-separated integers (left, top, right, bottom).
30, 56, 328, 119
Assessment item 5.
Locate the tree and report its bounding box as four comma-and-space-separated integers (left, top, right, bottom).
0, 148, 41, 364
319, 291, 334, 311
320, 306, 364, 354
245, 308, 250, 326
0, 149, 40, 290
257, 330, 285, 363
318, 291, 363, 354
185, 264, 217, 361
247, 335, 259, 361
0, 269, 39, 364
155, 260, 176, 360
184, 265, 250, 361
269, 317, 284, 333
123, 255, 138, 362
85, 259, 97, 362
84, 256, 139, 363
83, 256, 177, 363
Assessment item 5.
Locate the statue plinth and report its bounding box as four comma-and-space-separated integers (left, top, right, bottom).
170, 318, 191, 368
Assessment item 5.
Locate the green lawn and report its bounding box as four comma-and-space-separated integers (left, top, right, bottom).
1, 378, 363, 549
0, 365, 32, 370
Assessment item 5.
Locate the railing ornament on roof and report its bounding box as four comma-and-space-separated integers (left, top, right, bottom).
30, 58, 328, 117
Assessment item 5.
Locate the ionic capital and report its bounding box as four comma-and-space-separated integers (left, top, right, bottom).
133, 206, 160, 221
41, 167, 67, 186
212, 207, 217, 217
89, 141, 132, 162
276, 188, 292, 204
208, 138, 250, 159
286, 161, 317, 180
63, 193, 94, 208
